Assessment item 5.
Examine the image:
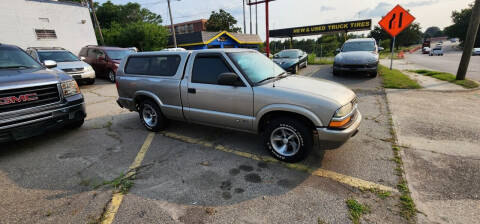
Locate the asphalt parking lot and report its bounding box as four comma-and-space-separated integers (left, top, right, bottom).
0, 67, 408, 223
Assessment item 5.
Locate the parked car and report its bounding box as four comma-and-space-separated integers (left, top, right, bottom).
0, 43, 86, 143
272, 49, 308, 74
430, 47, 444, 56
116, 49, 361, 162
26, 47, 95, 85
333, 38, 379, 77
79, 45, 132, 82
472, 48, 480, 56
422, 47, 431, 54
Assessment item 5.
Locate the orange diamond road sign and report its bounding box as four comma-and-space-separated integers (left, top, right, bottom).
378, 5, 415, 37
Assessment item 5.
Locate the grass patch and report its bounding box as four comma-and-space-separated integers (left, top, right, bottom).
94, 173, 134, 194
411, 69, 479, 89
308, 54, 334, 65
377, 190, 391, 199
379, 65, 421, 89
346, 198, 370, 224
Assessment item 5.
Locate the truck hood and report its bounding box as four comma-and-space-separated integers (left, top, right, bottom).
0, 68, 70, 90
268, 75, 356, 105
335, 51, 378, 65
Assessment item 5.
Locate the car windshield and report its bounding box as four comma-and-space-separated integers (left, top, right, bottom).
0, 47, 42, 70
105, 50, 132, 60
228, 51, 285, 84
38, 51, 79, 62
275, 50, 299, 58
342, 41, 376, 52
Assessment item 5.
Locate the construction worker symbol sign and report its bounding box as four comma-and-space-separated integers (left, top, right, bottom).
378, 5, 415, 37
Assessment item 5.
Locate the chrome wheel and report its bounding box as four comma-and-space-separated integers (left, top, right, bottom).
142, 104, 157, 127
108, 70, 115, 82
270, 127, 300, 157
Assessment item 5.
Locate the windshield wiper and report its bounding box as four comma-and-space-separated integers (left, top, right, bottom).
0, 65, 34, 69
256, 76, 277, 84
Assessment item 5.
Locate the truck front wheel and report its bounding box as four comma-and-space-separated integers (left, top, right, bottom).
263, 117, 313, 163
139, 99, 167, 132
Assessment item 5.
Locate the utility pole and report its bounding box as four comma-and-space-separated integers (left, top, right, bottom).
247, 0, 275, 55
167, 0, 177, 48
255, 3, 258, 34
88, 0, 104, 45
456, 0, 480, 80
243, 0, 246, 34
249, 2, 252, 34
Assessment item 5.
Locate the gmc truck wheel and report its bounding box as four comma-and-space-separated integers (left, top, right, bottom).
264, 117, 313, 163
139, 100, 167, 132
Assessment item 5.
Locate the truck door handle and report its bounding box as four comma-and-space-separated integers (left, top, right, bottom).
188, 88, 196, 94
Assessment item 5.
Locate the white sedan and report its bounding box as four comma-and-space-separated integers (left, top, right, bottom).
430, 47, 444, 56
473, 48, 480, 56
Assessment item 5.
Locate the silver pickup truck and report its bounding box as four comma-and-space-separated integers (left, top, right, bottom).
116, 49, 361, 162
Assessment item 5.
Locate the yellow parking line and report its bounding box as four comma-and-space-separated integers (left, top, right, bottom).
162, 132, 397, 193
101, 132, 155, 224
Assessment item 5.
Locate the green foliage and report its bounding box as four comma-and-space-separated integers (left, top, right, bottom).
346, 199, 370, 224
444, 4, 480, 47
95, 173, 134, 194
424, 26, 444, 38
307, 54, 333, 65
369, 23, 423, 50
206, 9, 242, 33
379, 65, 421, 89
103, 22, 169, 51
93, 1, 167, 50
411, 70, 479, 89
95, 1, 162, 29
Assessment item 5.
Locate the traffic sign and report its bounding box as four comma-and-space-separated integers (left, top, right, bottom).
378, 5, 415, 37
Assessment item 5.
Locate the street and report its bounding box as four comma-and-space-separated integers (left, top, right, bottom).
405, 41, 480, 81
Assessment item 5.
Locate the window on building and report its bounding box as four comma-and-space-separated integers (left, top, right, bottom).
192, 55, 232, 84
35, 29, 57, 40
38, 18, 49, 23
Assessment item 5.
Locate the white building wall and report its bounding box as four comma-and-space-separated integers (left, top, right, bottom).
0, 0, 98, 55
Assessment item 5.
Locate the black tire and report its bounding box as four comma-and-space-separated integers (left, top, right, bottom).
263, 117, 313, 163
369, 70, 378, 78
304, 60, 308, 68
292, 65, 299, 74
333, 69, 340, 76
85, 78, 95, 85
107, 70, 116, 83
139, 99, 167, 132
67, 118, 84, 129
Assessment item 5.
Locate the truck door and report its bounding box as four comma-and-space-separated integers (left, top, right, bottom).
183, 53, 254, 131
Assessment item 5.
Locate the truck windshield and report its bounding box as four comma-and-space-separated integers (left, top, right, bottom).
342, 42, 376, 52
0, 47, 42, 70
38, 51, 79, 62
228, 51, 285, 84
105, 50, 132, 60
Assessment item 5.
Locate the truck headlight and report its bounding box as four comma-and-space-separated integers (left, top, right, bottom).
84, 66, 94, 72
61, 80, 81, 97
335, 102, 353, 118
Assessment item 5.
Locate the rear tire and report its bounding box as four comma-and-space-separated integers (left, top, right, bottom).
107, 70, 116, 83
292, 65, 299, 74
263, 117, 313, 163
333, 69, 340, 76
139, 99, 167, 132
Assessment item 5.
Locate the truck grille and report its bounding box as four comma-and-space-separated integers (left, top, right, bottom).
0, 84, 61, 113
62, 68, 84, 73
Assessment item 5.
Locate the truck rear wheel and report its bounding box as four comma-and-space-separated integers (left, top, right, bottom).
139, 99, 167, 132
263, 117, 313, 163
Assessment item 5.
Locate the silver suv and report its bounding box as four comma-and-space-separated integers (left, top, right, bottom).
116, 49, 361, 162
333, 38, 380, 77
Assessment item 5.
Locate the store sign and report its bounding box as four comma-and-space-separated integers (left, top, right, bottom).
269, 19, 372, 38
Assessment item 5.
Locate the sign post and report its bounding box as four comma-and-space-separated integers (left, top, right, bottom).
378, 5, 415, 70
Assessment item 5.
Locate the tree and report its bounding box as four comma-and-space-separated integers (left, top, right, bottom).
369, 23, 423, 50
444, 4, 480, 47
424, 26, 444, 38
94, 1, 162, 29
103, 22, 169, 51
205, 9, 242, 33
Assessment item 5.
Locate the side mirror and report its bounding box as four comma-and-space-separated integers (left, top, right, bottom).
378, 47, 384, 51
335, 48, 341, 54
43, 60, 57, 69
80, 56, 86, 61
217, 72, 241, 86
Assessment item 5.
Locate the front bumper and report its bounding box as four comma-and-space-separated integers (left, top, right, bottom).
0, 95, 86, 143
316, 111, 362, 147
334, 64, 377, 73
69, 70, 96, 81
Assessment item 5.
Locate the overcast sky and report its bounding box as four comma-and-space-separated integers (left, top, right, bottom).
96, 0, 474, 41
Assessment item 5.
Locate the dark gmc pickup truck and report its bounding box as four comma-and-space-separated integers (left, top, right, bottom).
0, 43, 86, 143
